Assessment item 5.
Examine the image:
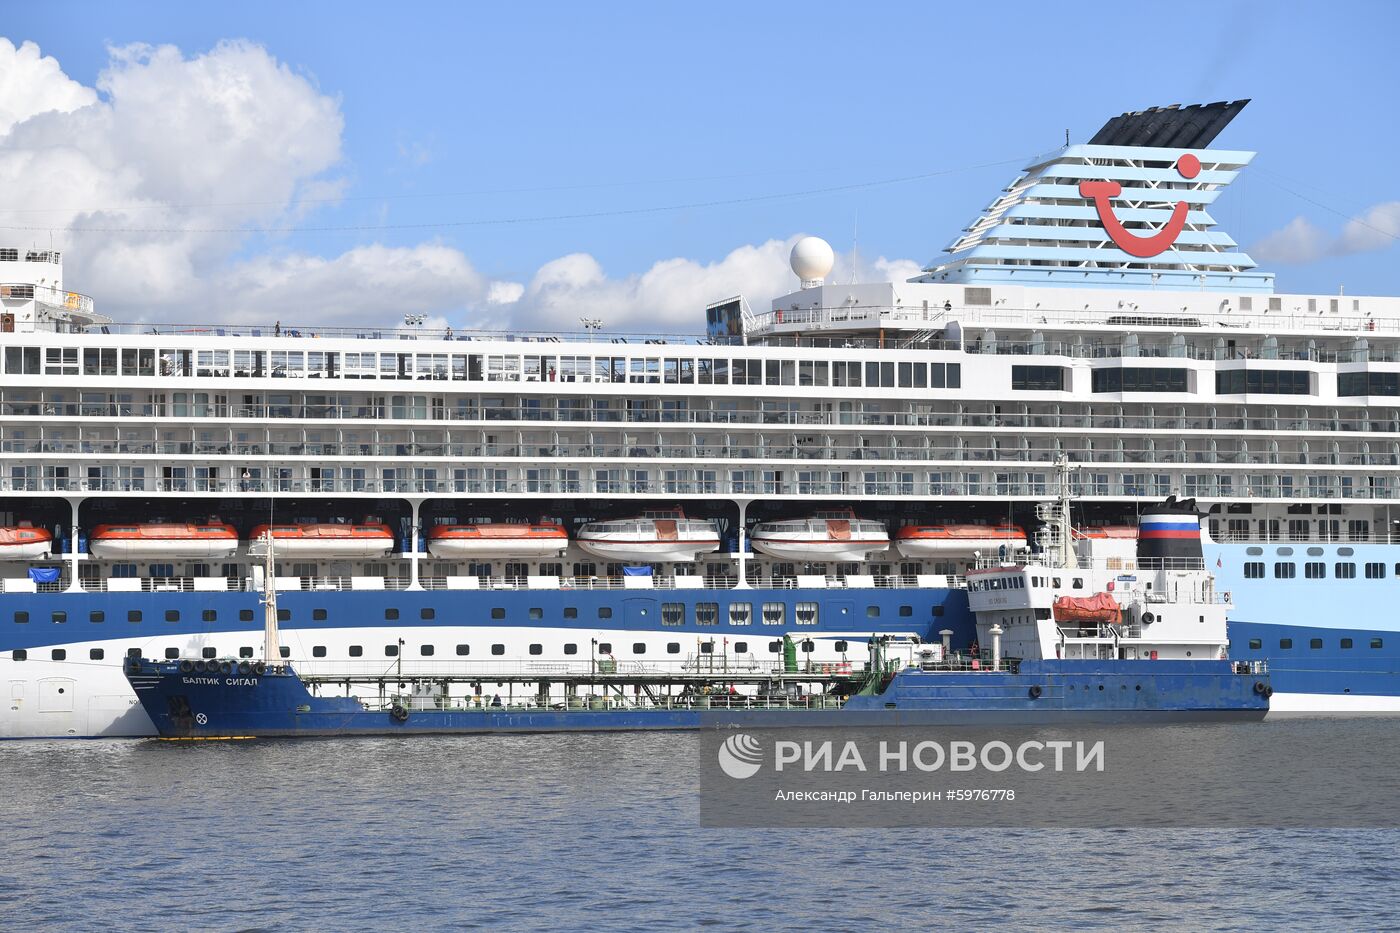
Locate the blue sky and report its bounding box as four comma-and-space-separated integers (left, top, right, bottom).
3, 0, 1398, 330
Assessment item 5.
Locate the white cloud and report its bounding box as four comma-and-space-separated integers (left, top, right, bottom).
1251, 216, 1329, 265
0, 38, 920, 335
1252, 202, 1400, 266
0, 39, 95, 135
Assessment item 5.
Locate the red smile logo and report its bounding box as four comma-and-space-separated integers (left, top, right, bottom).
1078, 153, 1200, 258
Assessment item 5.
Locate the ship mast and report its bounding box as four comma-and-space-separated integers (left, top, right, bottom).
260, 528, 282, 665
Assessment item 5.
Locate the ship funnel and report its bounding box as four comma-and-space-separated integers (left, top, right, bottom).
1137, 497, 1204, 566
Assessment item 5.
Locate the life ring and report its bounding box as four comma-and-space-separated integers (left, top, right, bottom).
1028, 684, 1043, 700
253, 661, 267, 676
179, 659, 194, 674
390, 704, 409, 723
1253, 681, 1268, 695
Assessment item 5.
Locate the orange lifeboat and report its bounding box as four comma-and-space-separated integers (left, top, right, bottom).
894, 523, 1026, 558
88, 522, 238, 560
1073, 525, 1138, 540
426, 522, 568, 559
248, 523, 395, 559
1052, 592, 1122, 625
0, 524, 54, 561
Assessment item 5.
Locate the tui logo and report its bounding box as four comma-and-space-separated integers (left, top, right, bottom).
1079, 153, 1200, 258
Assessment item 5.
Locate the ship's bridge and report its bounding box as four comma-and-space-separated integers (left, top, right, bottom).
0, 248, 106, 334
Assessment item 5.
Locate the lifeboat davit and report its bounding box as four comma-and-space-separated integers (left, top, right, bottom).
88, 523, 239, 560
750, 511, 890, 562
248, 523, 395, 559
576, 509, 720, 563
895, 523, 1027, 559
427, 522, 568, 559
0, 524, 54, 560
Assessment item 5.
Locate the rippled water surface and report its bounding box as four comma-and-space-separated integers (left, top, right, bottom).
3, 730, 1399, 931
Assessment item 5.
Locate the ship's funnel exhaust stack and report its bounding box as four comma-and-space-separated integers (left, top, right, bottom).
1137, 496, 1204, 567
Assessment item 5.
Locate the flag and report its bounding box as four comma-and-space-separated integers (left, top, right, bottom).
1216, 556, 1222, 568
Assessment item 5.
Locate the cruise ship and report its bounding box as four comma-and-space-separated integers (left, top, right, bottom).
1, 98, 1395, 737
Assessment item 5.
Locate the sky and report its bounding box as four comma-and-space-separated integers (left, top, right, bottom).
2, 0, 1398, 334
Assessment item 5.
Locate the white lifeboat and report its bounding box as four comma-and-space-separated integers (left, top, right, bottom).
0, 524, 54, 561
750, 511, 889, 562
576, 509, 720, 563
248, 523, 395, 559
88, 522, 239, 560
427, 522, 568, 559
895, 523, 1027, 559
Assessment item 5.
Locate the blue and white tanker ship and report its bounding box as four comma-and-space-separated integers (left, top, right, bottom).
0, 98, 1396, 737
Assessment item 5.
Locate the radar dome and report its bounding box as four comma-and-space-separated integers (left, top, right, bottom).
790, 236, 835, 287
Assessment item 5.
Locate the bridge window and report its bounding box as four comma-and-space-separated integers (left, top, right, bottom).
900, 605, 913, 617
1092, 367, 1188, 393
661, 603, 685, 626
795, 602, 818, 625
1215, 370, 1310, 395
728, 603, 751, 626
1339, 372, 1400, 396
762, 602, 786, 626
695, 602, 718, 626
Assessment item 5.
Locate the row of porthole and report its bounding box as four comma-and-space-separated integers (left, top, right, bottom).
12, 638, 846, 664
9, 605, 926, 625
1247, 637, 1384, 651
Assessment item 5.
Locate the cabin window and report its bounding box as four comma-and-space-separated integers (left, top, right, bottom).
1304, 562, 1325, 580
564, 643, 578, 655
456, 644, 470, 656
165, 648, 179, 659
313, 609, 328, 621
835, 640, 849, 652
1372, 638, 1384, 649
239, 609, 254, 622
240, 647, 254, 658
661, 603, 685, 626
727, 603, 750, 626
899, 605, 913, 617
13, 611, 27, 624
529, 644, 542, 656
769, 640, 783, 653
202, 647, 217, 659
10, 649, 24, 661
165, 610, 179, 622
50, 649, 66, 661
695, 603, 719, 626
126, 648, 141, 659
90, 611, 104, 623
1274, 563, 1296, 579
762, 603, 786, 626
1310, 638, 1323, 649
1366, 563, 1386, 579
385, 644, 399, 657
867, 606, 880, 618
528, 608, 543, 621
1341, 638, 1354, 649
1243, 562, 1264, 579
491, 608, 505, 620
313, 646, 327, 658
1335, 563, 1356, 579
420, 645, 434, 657
418, 608, 435, 620
491, 644, 505, 656
1280, 639, 1293, 649
668, 642, 681, 654
1248, 639, 1262, 650
795, 602, 818, 625
51, 611, 66, 624
89, 648, 104, 660
700, 642, 714, 654
564, 607, 578, 619
281, 647, 290, 659
598, 607, 613, 619
202, 610, 217, 622
633, 643, 646, 654
277, 609, 290, 622
385, 608, 400, 620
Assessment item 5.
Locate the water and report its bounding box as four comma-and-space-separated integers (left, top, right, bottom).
3, 727, 1400, 931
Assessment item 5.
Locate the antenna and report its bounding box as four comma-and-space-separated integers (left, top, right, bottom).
850, 209, 859, 285
1065, 128, 1070, 147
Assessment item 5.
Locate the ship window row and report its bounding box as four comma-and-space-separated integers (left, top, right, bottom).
0, 345, 963, 389
1245, 637, 1384, 651
1011, 366, 1066, 391
1091, 368, 1189, 393
1339, 373, 1400, 397
1215, 370, 1312, 395
10, 638, 848, 662
1247, 561, 1376, 580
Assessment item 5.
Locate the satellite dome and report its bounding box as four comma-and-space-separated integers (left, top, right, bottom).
790, 236, 835, 287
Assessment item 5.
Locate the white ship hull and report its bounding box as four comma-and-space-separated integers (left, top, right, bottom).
751, 538, 888, 562
576, 539, 720, 563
